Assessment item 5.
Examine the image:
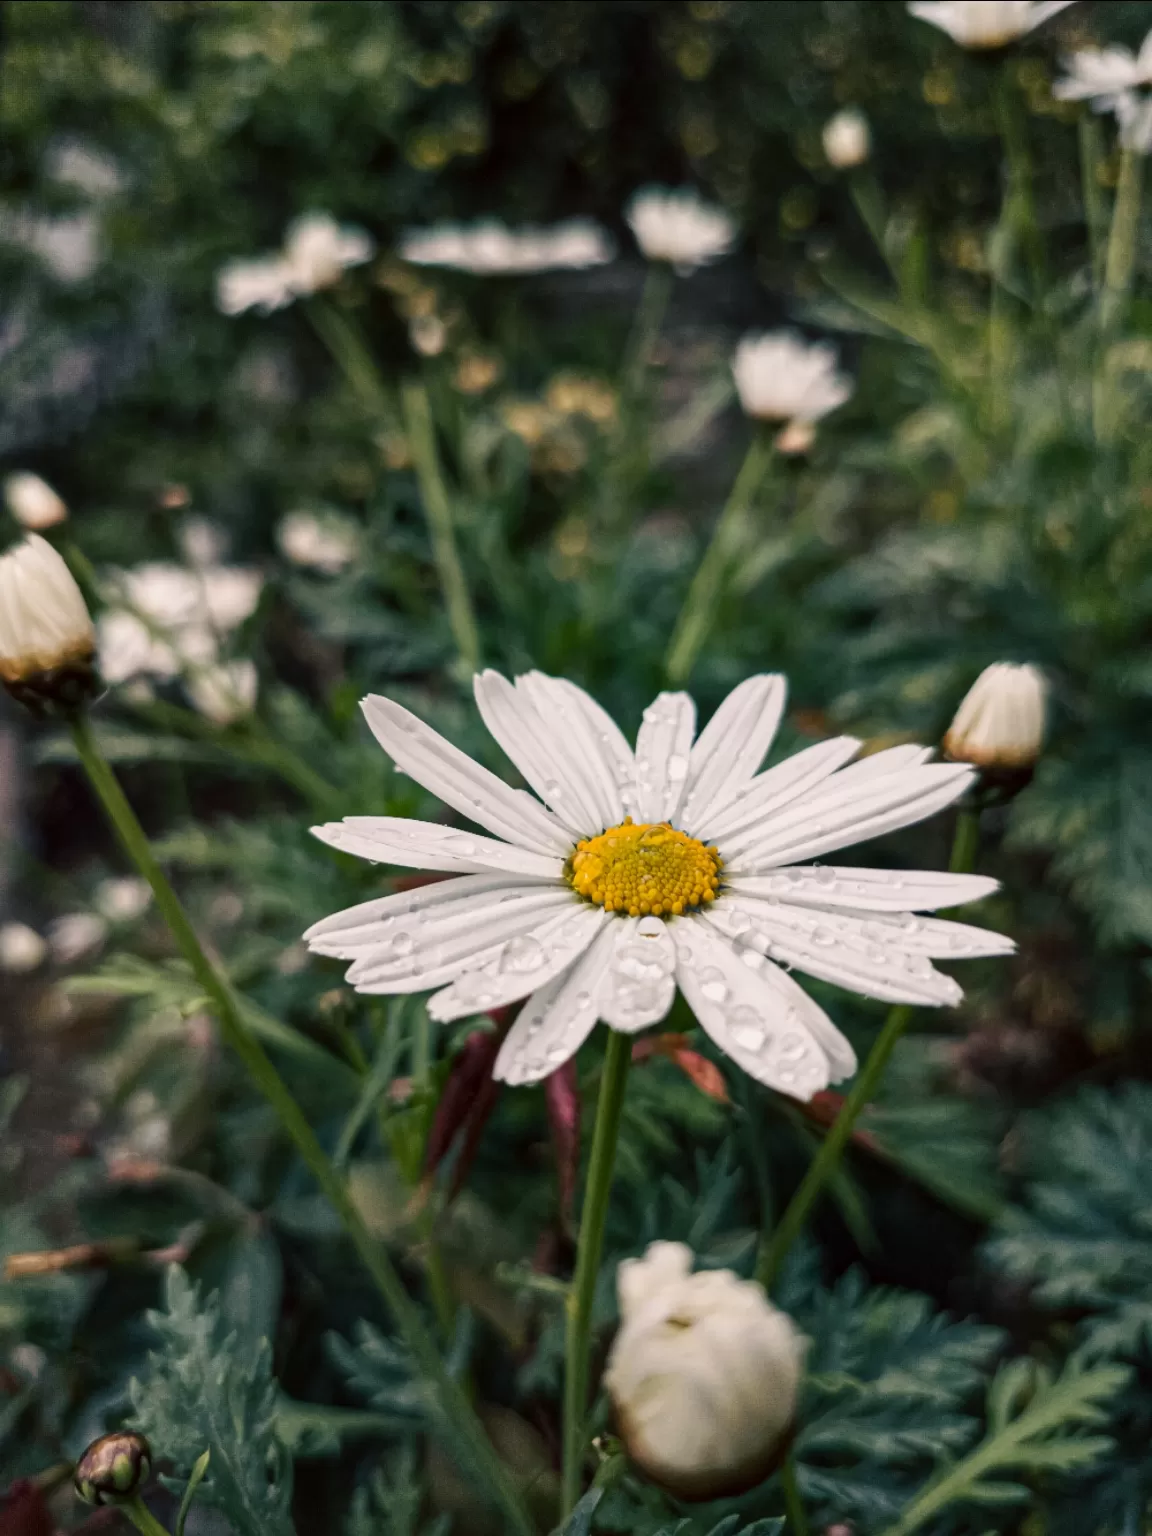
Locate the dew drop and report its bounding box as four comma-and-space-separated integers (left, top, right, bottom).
502, 935, 545, 973
739, 947, 766, 971
728, 910, 751, 934
813, 866, 837, 886
636, 916, 663, 939
574, 990, 592, 1010
699, 968, 728, 1004
390, 931, 415, 959
447, 835, 477, 855
544, 779, 564, 802
904, 954, 933, 977
811, 926, 837, 947
730, 1006, 766, 1050
667, 754, 688, 783
780, 1032, 807, 1060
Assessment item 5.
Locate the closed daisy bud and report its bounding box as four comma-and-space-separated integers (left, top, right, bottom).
4, 472, 68, 530
943, 663, 1047, 773
0, 535, 98, 715
823, 108, 871, 169
73, 1430, 152, 1506
605, 1242, 805, 1500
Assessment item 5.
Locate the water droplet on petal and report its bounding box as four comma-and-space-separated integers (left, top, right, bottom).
667, 754, 688, 782
811, 926, 836, 947
390, 931, 415, 959
699, 968, 728, 1004
729, 910, 751, 934
574, 990, 592, 1010
636, 916, 663, 939
502, 935, 545, 973
730, 1006, 766, 1050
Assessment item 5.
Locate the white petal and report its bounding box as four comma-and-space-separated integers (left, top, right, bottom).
679, 675, 787, 834
726, 867, 1000, 913
472, 670, 599, 836
695, 737, 861, 844
305, 872, 543, 953
796, 744, 934, 795
598, 915, 678, 1032
360, 694, 572, 856
516, 672, 625, 828
671, 919, 851, 1097
493, 923, 619, 1085
705, 898, 965, 1008
312, 817, 563, 879
629, 692, 696, 824
550, 676, 635, 782
341, 886, 579, 992
428, 905, 608, 1021
723, 764, 974, 871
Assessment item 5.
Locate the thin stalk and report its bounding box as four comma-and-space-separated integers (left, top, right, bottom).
758, 808, 980, 1290
412, 1008, 455, 1339
781, 1455, 810, 1536
665, 431, 775, 684
562, 1030, 632, 1515
120, 1498, 172, 1536
620, 261, 674, 412
1100, 146, 1143, 334
68, 713, 533, 1536
401, 381, 481, 680
306, 297, 391, 416
1079, 113, 1108, 283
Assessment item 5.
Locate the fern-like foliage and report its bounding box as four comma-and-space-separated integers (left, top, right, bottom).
129, 1267, 295, 1536
344, 1444, 451, 1536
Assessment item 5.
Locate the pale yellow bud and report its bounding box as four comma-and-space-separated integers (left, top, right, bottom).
943, 662, 1047, 770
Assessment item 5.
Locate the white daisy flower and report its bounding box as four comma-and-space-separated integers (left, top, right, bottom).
306, 673, 1012, 1100
216, 255, 296, 317
215, 213, 373, 316
1054, 35, 1152, 107
398, 219, 615, 275
908, 1, 1075, 50
625, 187, 736, 274
733, 332, 853, 425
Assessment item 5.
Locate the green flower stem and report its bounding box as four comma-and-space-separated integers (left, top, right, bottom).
1079, 112, 1108, 282
620, 261, 674, 412
306, 297, 391, 416
562, 1029, 632, 1516
120, 1497, 172, 1536
68, 713, 534, 1536
781, 1454, 810, 1536
665, 430, 775, 684
758, 808, 981, 1291
1100, 146, 1143, 335
401, 380, 481, 680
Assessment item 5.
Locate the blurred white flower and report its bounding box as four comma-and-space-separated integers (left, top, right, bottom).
98, 610, 181, 684
943, 663, 1047, 770
1115, 92, 1152, 153
734, 332, 853, 424
5, 210, 101, 283
399, 219, 614, 275
0, 922, 48, 973
99, 560, 262, 687
625, 187, 736, 273
0, 536, 95, 687
823, 108, 872, 169
46, 138, 125, 198
277, 510, 359, 574
1054, 36, 1152, 106
178, 519, 228, 569
282, 212, 374, 293
908, 1, 1074, 49
216, 255, 296, 317
4, 472, 67, 531
96, 877, 152, 923
47, 911, 108, 965
409, 314, 448, 356
187, 659, 258, 726
605, 1242, 806, 1499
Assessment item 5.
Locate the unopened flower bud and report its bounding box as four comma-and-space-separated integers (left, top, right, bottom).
943, 663, 1047, 773
605, 1242, 805, 1500
823, 108, 871, 170
73, 1431, 152, 1506
4, 472, 68, 531
0, 536, 98, 715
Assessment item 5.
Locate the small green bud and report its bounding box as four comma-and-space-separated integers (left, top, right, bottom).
73, 1431, 152, 1506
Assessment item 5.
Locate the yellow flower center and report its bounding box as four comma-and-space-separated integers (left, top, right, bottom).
568, 817, 721, 918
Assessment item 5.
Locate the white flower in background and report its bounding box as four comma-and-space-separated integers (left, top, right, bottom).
4, 210, 101, 283
823, 108, 872, 169
943, 663, 1047, 770
0, 536, 95, 686
277, 510, 360, 574
99, 559, 261, 692
45, 138, 125, 198
282, 212, 374, 294
216, 255, 296, 317
734, 332, 853, 425
0, 922, 48, 973
47, 911, 108, 965
178, 519, 228, 569
4, 472, 67, 531
1054, 35, 1152, 106
306, 671, 1012, 1099
605, 1242, 805, 1499
399, 219, 615, 275
96, 877, 152, 923
187, 659, 258, 726
908, 1, 1074, 49
625, 187, 736, 273
97, 610, 182, 685
409, 314, 448, 356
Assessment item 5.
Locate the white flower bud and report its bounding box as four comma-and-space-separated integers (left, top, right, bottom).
823, 109, 871, 169
0, 922, 47, 973
605, 1242, 806, 1500
0, 536, 98, 713
96, 876, 152, 923
943, 662, 1047, 770
4, 472, 68, 530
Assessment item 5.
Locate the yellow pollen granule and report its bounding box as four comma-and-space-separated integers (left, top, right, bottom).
567, 817, 722, 918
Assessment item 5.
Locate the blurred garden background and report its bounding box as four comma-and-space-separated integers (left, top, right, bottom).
5, 2, 1152, 1533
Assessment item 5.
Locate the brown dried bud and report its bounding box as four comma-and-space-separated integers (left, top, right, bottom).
73, 1431, 152, 1506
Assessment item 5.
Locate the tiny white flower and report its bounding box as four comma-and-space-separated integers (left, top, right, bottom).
4, 472, 67, 531
0, 535, 95, 689
216, 255, 296, 317
306, 671, 1012, 1100
45, 138, 124, 198
0, 921, 47, 973
823, 108, 872, 170
99, 560, 261, 684
605, 1242, 805, 1499
47, 911, 108, 965
409, 314, 448, 356
399, 219, 615, 275
5, 210, 101, 283
734, 332, 853, 424
1054, 31, 1152, 105
96, 876, 152, 923
281, 212, 374, 295
908, 1, 1075, 49
943, 663, 1047, 770
277, 510, 359, 574
97, 610, 181, 685
625, 187, 736, 274
187, 659, 258, 726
